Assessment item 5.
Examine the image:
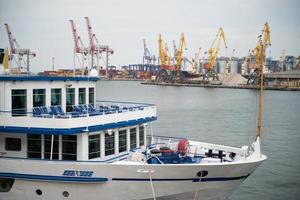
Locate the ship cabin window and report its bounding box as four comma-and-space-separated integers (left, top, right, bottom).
5, 138, 21, 151
139, 126, 145, 146
62, 135, 77, 160
44, 135, 59, 160
118, 130, 127, 153
89, 87, 95, 106
130, 128, 137, 150
78, 88, 86, 105
33, 89, 46, 107
89, 134, 101, 159
66, 88, 75, 112
27, 134, 42, 158
51, 88, 62, 106
89, 134, 100, 159
105, 132, 115, 156
11, 89, 27, 116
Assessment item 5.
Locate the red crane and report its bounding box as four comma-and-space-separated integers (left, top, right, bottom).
4, 23, 36, 73
84, 17, 113, 70
84, 17, 96, 53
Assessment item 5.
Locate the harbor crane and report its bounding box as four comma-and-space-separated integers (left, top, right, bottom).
4, 23, 36, 74
203, 27, 227, 81
174, 33, 187, 75
69, 20, 89, 72
247, 22, 271, 85
142, 39, 156, 65
84, 17, 113, 74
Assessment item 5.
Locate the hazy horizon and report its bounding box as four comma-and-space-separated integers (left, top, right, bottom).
0, 0, 299, 72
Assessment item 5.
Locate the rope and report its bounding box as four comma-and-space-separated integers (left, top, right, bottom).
149, 170, 156, 200
193, 176, 202, 200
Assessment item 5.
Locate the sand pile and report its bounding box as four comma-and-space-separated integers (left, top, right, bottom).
219, 73, 247, 86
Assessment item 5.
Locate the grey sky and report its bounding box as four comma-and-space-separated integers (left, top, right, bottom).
0, 0, 299, 72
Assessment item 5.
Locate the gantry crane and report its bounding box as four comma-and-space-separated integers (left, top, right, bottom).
142, 39, 156, 65
69, 20, 89, 71
4, 23, 36, 74
247, 22, 271, 85
203, 27, 227, 81
84, 17, 113, 74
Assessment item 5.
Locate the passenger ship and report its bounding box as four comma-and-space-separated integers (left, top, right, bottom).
0, 72, 266, 200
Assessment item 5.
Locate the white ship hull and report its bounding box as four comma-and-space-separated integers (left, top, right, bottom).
0, 140, 266, 200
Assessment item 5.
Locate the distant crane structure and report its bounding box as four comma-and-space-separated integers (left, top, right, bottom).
247, 22, 271, 85
279, 49, 285, 71
226, 49, 235, 73
174, 33, 187, 76
203, 27, 227, 81
241, 50, 251, 75
191, 48, 201, 74
69, 20, 89, 71
4, 23, 36, 74
84, 17, 114, 72
142, 39, 156, 65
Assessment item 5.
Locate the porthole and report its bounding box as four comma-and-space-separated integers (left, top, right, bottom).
62, 191, 69, 197
36, 189, 42, 195
197, 170, 208, 177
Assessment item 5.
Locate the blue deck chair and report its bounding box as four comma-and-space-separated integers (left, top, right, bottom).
32, 107, 42, 117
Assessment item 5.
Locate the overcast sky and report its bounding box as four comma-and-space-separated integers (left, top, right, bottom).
0, 0, 299, 72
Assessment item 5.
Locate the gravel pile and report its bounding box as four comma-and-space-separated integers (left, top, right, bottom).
219, 73, 247, 86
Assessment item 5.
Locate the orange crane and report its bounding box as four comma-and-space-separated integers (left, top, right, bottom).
4, 23, 36, 74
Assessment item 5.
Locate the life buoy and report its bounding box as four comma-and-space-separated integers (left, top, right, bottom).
178, 139, 189, 156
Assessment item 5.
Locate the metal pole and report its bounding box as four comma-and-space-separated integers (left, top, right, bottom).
50, 134, 54, 160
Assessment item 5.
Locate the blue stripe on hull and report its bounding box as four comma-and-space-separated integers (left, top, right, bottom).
0, 172, 249, 183
0, 172, 108, 183
112, 174, 249, 182
0, 116, 157, 135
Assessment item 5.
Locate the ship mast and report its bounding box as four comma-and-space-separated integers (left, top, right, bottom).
255, 22, 271, 140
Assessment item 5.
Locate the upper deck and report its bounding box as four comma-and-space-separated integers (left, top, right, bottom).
0, 75, 157, 135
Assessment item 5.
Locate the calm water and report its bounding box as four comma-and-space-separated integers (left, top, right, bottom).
97, 80, 300, 200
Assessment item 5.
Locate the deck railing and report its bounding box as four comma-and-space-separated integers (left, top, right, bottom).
0, 100, 156, 119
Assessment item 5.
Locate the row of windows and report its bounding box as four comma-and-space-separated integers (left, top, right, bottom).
11, 87, 95, 116
5, 135, 77, 161
4, 126, 145, 160
88, 126, 145, 159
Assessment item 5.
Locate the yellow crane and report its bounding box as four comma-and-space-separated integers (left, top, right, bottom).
247, 22, 271, 85
158, 33, 167, 66
205, 27, 227, 71
174, 33, 187, 72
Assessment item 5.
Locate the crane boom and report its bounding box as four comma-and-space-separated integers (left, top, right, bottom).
207, 27, 227, 70
69, 20, 82, 53
175, 33, 187, 71
4, 24, 16, 54
158, 33, 166, 66
84, 16, 96, 53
